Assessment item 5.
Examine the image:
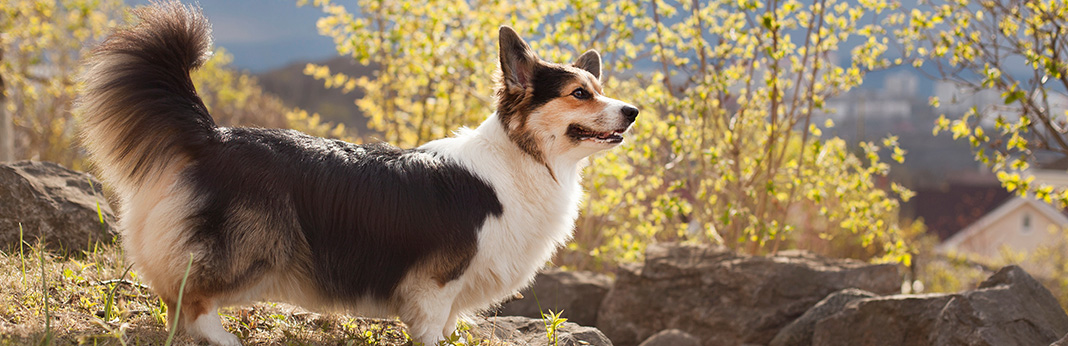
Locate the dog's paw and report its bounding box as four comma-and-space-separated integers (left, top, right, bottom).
204, 332, 242, 346
409, 333, 446, 346
189, 313, 243, 346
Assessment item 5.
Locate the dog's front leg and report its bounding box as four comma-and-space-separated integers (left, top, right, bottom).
399, 283, 463, 346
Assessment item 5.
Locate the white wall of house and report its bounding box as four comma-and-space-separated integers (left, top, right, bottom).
939, 197, 1068, 262
951, 204, 1058, 258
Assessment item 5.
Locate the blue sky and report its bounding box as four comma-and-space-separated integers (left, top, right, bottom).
127, 0, 339, 72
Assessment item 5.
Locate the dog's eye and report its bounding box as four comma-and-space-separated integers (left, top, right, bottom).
571, 88, 591, 100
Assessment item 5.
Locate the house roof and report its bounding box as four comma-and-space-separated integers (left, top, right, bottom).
937, 197, 1068, 252
907, 183, 1012, 241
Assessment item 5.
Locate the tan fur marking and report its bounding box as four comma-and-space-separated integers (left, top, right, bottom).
121, 159, 196, 300
420, 249, 476, 288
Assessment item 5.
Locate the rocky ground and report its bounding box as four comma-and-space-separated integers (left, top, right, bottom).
505, 243, 1068, 346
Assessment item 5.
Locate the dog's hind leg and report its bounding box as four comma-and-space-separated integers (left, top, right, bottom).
178, 297, 241, 346
162, 297, 181, 334
188, 308, 240, 346
161, 291, 239, 346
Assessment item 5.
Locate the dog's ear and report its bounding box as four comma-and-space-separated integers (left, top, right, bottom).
499, 26, 537, 91
574, 49, 601, 80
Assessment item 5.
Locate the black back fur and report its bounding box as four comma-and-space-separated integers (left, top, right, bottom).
188, 128, 503, 300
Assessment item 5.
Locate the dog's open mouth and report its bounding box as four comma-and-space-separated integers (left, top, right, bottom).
567, 124, 626, 144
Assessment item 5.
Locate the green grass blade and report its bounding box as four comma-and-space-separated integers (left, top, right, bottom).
104, 264, 135, 321
164, 253, 195, 346
19, 223, 25, 286
38, 243, 52, 346
87, 177, 107, 236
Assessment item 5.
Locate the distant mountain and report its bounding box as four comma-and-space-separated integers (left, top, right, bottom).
256, 56, 376, 137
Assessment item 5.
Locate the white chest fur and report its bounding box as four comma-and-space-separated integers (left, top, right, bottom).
419, 114, 585, 312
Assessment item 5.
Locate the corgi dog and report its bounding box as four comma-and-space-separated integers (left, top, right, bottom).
77, 2, 637, 345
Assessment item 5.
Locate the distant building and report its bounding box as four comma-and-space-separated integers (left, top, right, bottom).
883, 71, 919, 99
933, 81, 1000, 117
906, 173, 1012, 241
936, 158, 1068, 268
1029, 155, 1068, 187
816, 71, 927, 140
936, 196, 1067, 261
819, 88, 913, 122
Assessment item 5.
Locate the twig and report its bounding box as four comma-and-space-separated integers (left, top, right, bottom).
93, 279, 149, 289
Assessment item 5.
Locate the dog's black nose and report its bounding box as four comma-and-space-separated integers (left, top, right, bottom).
622, 105, 639, 123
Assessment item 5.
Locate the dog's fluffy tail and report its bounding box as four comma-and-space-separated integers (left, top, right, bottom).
78, 1, 215, 187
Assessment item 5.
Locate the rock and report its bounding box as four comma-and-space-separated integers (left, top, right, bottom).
770, 288, 878, 346
931, 265, 1068, 346
472, 315, 612, 346
1052, 333, 1068, 346
811, 265, 1068, 346
812, 293, 953, 346
597, 243, 900, 346
638, 329, 700, 346
497, 267, 612, 327
0, 161, 117, 254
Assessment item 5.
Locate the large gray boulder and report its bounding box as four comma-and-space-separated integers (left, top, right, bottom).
472, 315, 612, 346
497, 268, 612, 327
932, 265, 1068, 345
770, 288, 879, 346
812, 293, 953, 346
0, 161, 117, 253
812, 265, 1068, 346
597, 243, 901, 346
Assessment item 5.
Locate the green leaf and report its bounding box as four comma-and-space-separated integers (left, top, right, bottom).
1003, 90, 1025, 105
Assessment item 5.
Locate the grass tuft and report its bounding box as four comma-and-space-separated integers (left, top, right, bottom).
541, 310, 566, 346
103, 264, 134, 322
164, 254, 194, 346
